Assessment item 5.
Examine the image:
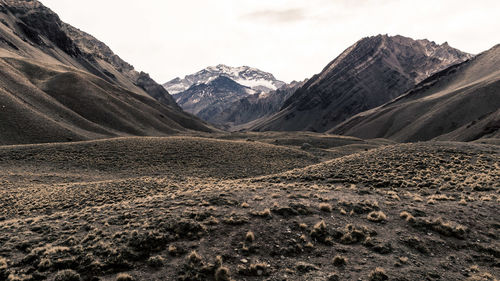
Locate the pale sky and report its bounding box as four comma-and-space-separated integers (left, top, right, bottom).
40, 0, 500, 83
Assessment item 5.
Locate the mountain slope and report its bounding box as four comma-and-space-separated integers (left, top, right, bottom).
0, 0, 212, 145
172, 76, 253, 122
252, 35, 472, 132
212, 80, 306, 129
331, 44, 500, 142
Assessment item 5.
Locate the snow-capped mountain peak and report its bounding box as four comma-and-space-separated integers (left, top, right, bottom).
163, 65, 285, 94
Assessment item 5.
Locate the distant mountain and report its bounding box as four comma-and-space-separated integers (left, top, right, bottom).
0, 0, 212, 145
212, 80, 306, 130
251, 34, 473, 132
164, 64, 286, 94
173, 76, 254, 122
331, 44, 500, 142
167, 65, 290, 127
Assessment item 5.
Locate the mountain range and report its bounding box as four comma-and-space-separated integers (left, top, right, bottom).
1, 0, 499, 145
251, 35, 473, 132
0, 0, 212, 145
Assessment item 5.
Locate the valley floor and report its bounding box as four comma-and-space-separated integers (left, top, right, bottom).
0, 133, 498, 281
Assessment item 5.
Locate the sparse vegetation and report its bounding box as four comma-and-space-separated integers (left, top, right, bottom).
333, 255, 348, 267
369, 267, 388, 281
54, 270, 80, 281
319, 203, 332, 212
0, 137, 497, 280
367, 211, 387, 222
116, 273, 135, 281
245, 231, 255, 242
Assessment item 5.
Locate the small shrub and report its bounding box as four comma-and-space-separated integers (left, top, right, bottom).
214, 266, 231, 281
0, 258, 9, 280
296, 262, 318, 272
399, 211, 415, 223
147, 255, 165, 267
367, 211, 387, 222
319, 203, 332, 212
332, 255, 347, 267
245, 231, 255, 243
205, 216, 219, 225
116, 273, 135, 281
168, 245, 179, 256
467, 272, 495, 281
310, 220, 327, 239
54, 270, 80, 281
255, 208, 271, 218
369, 267, 388, 281
249, 263, 269, 276
187, 251, 202, 265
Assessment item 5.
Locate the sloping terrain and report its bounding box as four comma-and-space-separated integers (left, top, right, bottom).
0, 0, 211, 145
252, 35, 472, 132
332, 44, 500, 142
0, 136, 498, 281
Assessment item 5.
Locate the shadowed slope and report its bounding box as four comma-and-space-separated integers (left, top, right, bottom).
0, 56, 212, 145
331, 44, 500, 142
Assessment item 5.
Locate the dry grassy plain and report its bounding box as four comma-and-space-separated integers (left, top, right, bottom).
0, 134, 498, 281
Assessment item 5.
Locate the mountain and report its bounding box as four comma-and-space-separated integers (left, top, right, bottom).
163, 64, 285, 94
0, 0, 212, 145
212, 80, 306, 130
172, 76, 254, 122
251, 34, 472, 132
166, 65, 290, 127
330, 44, 500, 142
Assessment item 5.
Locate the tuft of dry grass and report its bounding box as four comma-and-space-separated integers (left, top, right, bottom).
332, 255, 347, 267
467, 272, 496, 281
310, 220, 328, 242
214, 266, 231, 281
399, 211, 415, 223
319, 203, 332, 212
245, 231, 255, 243
116, 273, 134, 281
369, 267, 388, 281
54, 270, 80, 281
147, 255, 165, 267
187, 251, 203, 265
0, 258, 8, 280
367, 211, 387, 222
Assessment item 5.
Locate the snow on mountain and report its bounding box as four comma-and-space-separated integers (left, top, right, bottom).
163, 64, 285, 94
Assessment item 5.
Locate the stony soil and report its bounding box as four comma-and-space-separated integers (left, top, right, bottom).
0, 135, 498, 281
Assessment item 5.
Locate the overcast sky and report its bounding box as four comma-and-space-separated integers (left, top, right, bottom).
40, 0, 500, 83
